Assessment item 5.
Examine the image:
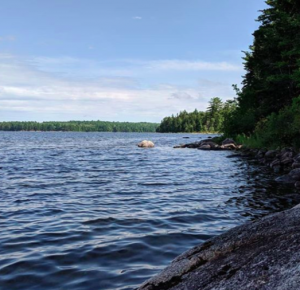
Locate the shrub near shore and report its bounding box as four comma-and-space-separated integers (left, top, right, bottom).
234, 97, 300, 150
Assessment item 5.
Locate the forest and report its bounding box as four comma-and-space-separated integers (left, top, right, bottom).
159, 0, 300, 148
0, 121, 159, 132
156, 97, 236, 133
223, 0, 300, 148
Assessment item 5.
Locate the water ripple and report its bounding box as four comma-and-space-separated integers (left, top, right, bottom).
0, 132, 299, 290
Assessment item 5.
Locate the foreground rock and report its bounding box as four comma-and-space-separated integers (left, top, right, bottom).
137, 205, 300, 290
138, 140, 155, 148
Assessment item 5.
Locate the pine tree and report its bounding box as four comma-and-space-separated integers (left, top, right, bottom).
228, 0, 300, 135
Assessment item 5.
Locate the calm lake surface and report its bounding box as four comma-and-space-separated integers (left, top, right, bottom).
1, 132, 299, 290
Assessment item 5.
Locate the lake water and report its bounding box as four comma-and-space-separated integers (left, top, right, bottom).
0, 132, 299, 290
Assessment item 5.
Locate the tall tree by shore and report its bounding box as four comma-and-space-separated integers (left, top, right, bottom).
224, 0, 300, 148
156, 97, 233, 133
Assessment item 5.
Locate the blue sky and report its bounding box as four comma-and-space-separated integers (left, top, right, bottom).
0, 0, 267, 122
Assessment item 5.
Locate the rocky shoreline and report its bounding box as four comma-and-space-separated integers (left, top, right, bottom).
174, 137, 300, 189
174, 137, 241, 151
136, 138, 300, 290
137, 204, 300, 290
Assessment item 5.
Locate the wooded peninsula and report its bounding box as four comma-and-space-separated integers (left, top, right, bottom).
159, 0, 300, 149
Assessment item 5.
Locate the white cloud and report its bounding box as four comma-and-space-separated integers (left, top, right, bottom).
146, 60, 241, 71
29, 56, 242, 72
0, 53, 239, 122
170, 92, 195, 100
133, 16, 142, 20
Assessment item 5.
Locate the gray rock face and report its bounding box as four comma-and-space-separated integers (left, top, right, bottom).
173, 145, 185, 149
199, 144, 211, 150
137, 207, 300, 290
222, 138, 236, 146
201, 141, 218, 149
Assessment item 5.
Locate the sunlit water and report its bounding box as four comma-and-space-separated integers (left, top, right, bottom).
0, 132, 299, 290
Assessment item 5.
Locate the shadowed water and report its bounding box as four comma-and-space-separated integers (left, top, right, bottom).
0, 132, 299, 290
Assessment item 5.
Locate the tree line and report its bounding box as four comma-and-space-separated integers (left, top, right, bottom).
156, 97, 236, 133
223, 0, 300, 148
0, 121, 159, 133
158, 0, 300, 149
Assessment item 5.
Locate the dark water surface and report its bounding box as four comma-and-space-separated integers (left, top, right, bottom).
0, 132, 299, 290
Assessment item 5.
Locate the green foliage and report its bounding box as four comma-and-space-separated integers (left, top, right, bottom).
0, 121, 159, 133
235, 134, 266, 149
157, 98, 235, 133
235, 97, 300, 149
257, 97, 300, 147
224, 0, 300, 149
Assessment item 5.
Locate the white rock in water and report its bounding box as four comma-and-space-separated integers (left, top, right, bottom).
138, 140, 155, 148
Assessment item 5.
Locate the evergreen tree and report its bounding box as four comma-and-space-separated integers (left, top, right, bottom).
156, 97, 227, 133
227, 0, 300, 136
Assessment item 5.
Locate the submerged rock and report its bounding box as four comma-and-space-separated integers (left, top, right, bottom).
138, 140, 155, 148
226, 154, 242, 158
137, 206, 300, 290
173, 144, 186, 149
275, 175, 295, 184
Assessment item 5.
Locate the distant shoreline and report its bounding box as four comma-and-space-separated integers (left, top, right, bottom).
0, 130, 218, 134
0, 120, 159, 133
0, 130, 161, 133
